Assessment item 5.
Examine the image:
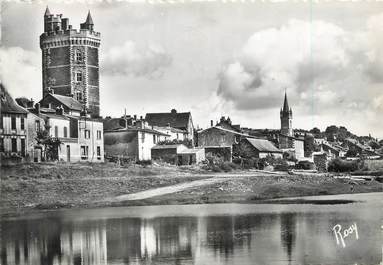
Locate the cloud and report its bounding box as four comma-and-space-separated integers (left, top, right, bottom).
101, 41, 172, 79
217, 19, 356, 111
216, 16, 383, 136
0, 46, 41, 100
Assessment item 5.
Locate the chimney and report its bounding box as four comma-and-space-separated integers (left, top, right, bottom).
30, 98, 35, 108
35, 103, 41, 114
134, 115, 137, 120
171, 109, 177, 114
167, 123, 171, 128
140, 115, 143, 120
210, 120, 213, 127
48, 103, 52, 109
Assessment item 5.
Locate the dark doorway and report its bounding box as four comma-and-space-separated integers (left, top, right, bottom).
66, 145, 71, 162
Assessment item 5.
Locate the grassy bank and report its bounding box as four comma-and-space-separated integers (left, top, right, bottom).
1, 162, 382, 216
0, 162, 208, 216
132, 173, 382, 206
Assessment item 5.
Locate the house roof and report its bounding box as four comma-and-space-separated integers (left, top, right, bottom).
145, 110, 191, 129
322, 142, 345, 153
178, 148, 204, 154
0, 84, 28, 114
38, 113, 70, 121
105, 127, 169, 136
199, 126, 252, 138
152, 144, 187, 150
279, 133, 304, 141
246, 138, 282, 153
40, 94, 83, 111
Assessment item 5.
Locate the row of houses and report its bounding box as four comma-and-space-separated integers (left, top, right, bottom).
1, 86, 104, 164
2, 84, 379, 166
1, 84, 288, 165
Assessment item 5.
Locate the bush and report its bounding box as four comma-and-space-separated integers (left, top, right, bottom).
202, 155, 240, 172
296, 161, 315, 170
259, 156, 288, 171
328, 158, 362, 172
136, 160, 152, 166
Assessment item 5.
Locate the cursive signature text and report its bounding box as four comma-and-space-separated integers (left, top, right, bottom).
332, 223, 359, 248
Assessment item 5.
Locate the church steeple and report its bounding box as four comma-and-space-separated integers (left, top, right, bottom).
282, 91, 290, 113
280, 90, 293, 137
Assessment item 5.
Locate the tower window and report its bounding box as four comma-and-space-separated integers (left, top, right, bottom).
76, 91, 83, 101
76, 72, 83, 82
76, 51, 82, 62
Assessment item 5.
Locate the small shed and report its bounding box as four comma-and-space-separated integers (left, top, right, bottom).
177, 148, 205, 165
151, 144, 188, 164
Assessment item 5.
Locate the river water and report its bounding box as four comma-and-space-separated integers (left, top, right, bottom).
1, 193, 382, 265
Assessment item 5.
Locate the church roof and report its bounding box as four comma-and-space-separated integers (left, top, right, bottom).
282, 91, 290, 112
0, 84, 28, 114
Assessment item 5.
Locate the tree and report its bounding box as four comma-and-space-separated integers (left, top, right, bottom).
15, 97, 33, 108
36, 130, 63, 161
325, 125, 338, 134
309, 127, 321, 134
369, 141, 380, 150
345, 148, 358, 158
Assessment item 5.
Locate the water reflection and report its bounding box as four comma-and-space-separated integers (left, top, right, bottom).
1, 201, 382, 265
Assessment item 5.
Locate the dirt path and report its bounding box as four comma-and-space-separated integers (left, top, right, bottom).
108, 176, 236, 201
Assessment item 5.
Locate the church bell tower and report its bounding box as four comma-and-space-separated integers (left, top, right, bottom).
280, 91, 293, 137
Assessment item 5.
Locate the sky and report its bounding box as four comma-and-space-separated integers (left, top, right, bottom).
1, 1, 383, 138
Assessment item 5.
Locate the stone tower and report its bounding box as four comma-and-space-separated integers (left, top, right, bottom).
40, 7, 101, 117
280, 91, 293, 137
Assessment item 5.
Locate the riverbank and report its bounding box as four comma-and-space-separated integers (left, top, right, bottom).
1, 162, 382, 217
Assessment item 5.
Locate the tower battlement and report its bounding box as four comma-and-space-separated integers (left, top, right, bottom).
41, 29, 100, 38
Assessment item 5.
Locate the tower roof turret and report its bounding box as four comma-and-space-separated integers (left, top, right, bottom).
44, 6, 51, 16
85, 11, 94, 25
